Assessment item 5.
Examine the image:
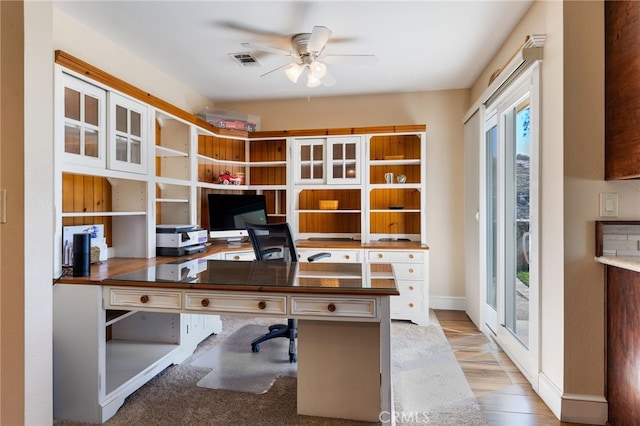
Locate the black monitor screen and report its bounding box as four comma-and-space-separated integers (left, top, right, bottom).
208, 193, 268, 233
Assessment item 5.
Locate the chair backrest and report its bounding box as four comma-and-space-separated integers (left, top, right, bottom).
246, 222, 298, 263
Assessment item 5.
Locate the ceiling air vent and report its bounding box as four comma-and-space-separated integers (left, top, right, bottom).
229, 52, 262, 67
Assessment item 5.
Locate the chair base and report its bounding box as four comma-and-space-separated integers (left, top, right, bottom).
250, 318, 297, 363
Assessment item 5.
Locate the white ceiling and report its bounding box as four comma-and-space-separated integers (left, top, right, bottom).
54, 1, 533, 103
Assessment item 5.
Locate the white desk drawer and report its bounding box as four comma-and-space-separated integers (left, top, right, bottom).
367, 250, 425, 263
297, 249, 361, 263
290, 296, 377, 319
184, 292, 287, 315
106, 288, 182, 310
224, 251, 255, 261
393, 264, 425, 280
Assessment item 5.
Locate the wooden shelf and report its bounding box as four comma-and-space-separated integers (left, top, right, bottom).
155, 145, 188, 157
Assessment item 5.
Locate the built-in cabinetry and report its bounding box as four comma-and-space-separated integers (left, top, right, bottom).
53, 50, 430, 422
297, 240, 429, 325
595, 221, 640, 425
605, 1, 640, 179
290, 132, 426, 242
53, 281, 221, 423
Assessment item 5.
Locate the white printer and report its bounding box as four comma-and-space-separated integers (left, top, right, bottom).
156, 224, 207, 256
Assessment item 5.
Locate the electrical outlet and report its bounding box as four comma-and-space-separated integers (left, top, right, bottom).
599, 193, 619, 217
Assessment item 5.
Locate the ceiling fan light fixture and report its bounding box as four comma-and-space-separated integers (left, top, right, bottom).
309, 60, 327, 79
306, 71, 322, 88
285, 63, 304, 83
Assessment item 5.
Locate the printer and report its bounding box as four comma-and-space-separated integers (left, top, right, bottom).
156, 224, 207, 256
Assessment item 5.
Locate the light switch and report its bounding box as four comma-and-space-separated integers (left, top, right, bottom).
600, 193, 619, 217
0, 189, 5, 223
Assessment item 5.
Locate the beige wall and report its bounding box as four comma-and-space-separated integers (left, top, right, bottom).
218, 91, 470, 305
470, 0, 618, 420
0, 3, 26, 424
53, 8, 211, 114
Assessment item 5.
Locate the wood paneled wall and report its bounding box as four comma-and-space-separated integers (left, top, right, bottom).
198, 135, 246, 184
62, 173, 113, 245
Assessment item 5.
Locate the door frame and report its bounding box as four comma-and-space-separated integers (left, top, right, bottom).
480, 63, 540, 388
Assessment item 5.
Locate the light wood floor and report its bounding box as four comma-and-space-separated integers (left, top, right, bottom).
434, 310, 589, 426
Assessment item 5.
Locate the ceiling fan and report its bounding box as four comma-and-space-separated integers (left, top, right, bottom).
241, 26, 376, 88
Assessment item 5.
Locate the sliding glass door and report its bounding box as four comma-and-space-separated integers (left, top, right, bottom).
483, 65, 539, 384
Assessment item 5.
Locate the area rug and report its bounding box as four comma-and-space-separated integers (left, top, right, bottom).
392, 312, 488, 426
192, 324, 296, 394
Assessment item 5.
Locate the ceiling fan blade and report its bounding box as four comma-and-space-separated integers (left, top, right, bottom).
241, 42, 293, 57
321, 72, 337, 87
307, 26, 332, 52
260, 62, 295, 78
323, 54, 378, 65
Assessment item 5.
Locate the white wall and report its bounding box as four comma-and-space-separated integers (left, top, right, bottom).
24, 2, 54, 423
0, 1, 53, 424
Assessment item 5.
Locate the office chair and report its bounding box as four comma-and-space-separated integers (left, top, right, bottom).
245, 222, 330, 363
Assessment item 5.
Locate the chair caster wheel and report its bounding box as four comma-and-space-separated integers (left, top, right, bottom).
252, 344, 260, 353
289, 353, 297, 363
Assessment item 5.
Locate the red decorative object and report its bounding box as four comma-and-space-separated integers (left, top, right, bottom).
218, 171, 243, 185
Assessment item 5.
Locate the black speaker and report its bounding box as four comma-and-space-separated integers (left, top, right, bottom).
73, 233, 91, 277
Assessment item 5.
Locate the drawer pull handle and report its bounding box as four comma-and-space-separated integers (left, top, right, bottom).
327, 303, 336, 312
409, 286, 414, 291
140, 295, 149, 304
201, 298, 210, 307
409, 303, 414, 308
409, 268, 414, 274
378, 253, 383, 259
345, 255, 350, 260
409, 254, 414, 259
234, 255, 240, 260
258, 301, 267, 310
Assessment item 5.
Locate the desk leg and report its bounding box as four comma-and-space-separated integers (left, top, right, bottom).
297, 319, 383, 422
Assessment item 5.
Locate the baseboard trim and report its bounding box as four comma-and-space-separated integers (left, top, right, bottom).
538, 372, 607, 425
429, 296, 466, 311
561, 393, 607, 425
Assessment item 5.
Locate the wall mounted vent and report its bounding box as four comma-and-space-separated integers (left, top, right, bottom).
229, 52, 262, 67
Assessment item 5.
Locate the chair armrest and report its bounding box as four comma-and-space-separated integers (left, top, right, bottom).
307, 252, 331, 262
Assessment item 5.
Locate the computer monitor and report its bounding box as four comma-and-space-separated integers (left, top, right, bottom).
207, 193, 268, 242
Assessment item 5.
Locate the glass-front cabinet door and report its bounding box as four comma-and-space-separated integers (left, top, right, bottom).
294, 137, 361, 185
108, 92, 148, 174
294, 138, 325, 184
327, 137, 361, 184
59, 73, 107, 168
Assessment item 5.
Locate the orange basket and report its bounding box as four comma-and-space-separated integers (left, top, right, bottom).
319, 200, 339, 210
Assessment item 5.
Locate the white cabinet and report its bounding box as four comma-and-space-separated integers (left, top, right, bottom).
367, 249, 429, 325
58, 70, 150, 176
58, 72, 107, 169
108, 93, 148, 174
297, 248, 361, 263
327, 137, 361, 184
293, 136, 362, 185
53, 284, 221, 424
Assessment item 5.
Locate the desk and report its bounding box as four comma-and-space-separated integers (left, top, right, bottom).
54, 259, 399, 424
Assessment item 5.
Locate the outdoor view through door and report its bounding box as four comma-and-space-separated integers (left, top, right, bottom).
483, 64, 539, 385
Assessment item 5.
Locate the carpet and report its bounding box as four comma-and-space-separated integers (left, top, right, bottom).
192, 324, 296, 394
